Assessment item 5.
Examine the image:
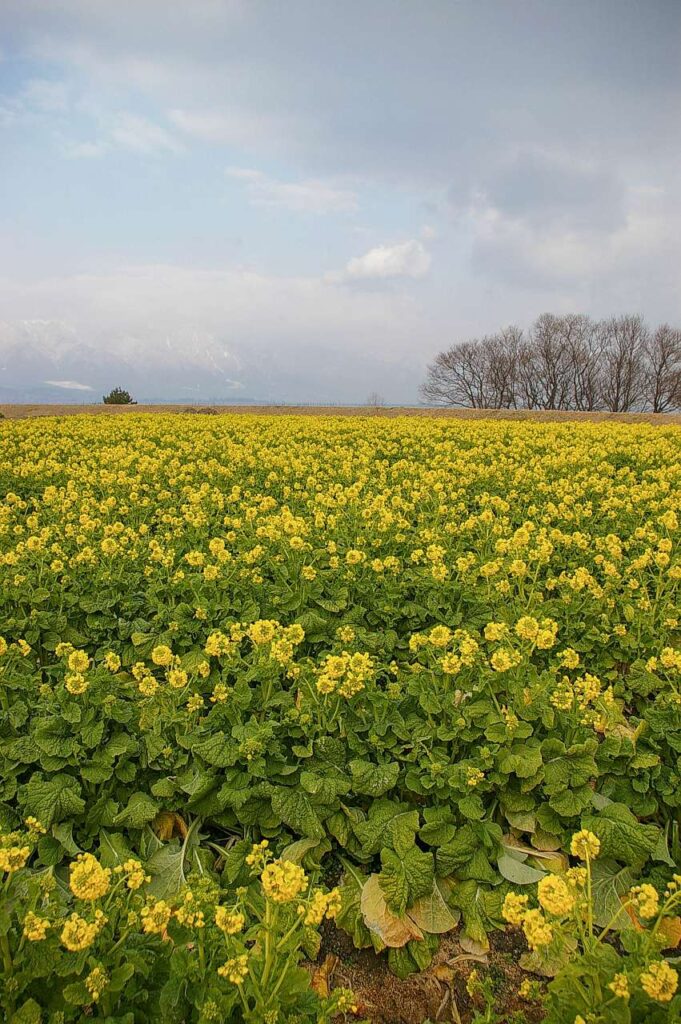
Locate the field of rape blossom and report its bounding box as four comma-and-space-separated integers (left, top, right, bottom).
1, 413, 681, 1024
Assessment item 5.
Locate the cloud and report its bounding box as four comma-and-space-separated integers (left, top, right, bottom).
343, 240, 431, 281
0, 264, 434, 402
481, 150, 626, 232
65, 112, 183, 158
225, 167, 357, 213
44, 379, 93, 390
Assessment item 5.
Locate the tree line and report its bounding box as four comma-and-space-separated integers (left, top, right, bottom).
420, 314, 681, 413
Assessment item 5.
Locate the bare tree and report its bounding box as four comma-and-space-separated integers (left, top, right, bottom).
420, 339, 491, 407
525, 313, 575, 410
366, 391, 386, 408
642, 324, 681, 413
422, 312, 678, 413
561, 315, 605, 411
599, 315, 648, 412
490, 326, 523, 409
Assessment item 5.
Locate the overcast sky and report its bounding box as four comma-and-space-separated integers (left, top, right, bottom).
1, 0, 680, 403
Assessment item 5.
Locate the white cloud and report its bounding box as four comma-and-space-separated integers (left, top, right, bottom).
0, 264, 432, 402
65, 112, 182, 159
109, 112, 182, 155
168, 107, 295, 151
344, 240, 431, 281
44, 379, 93, 390
225, 167, 357, 213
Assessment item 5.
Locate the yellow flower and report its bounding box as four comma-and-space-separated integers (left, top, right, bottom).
23, 912, 50, 941
570, 829, 600, 860
167, 668, 188, 689
502, 891, 529, 926
186, 693, 204, 712
215, 907, 245, 934
261, 859, 308, 903
522, 909, 554, 950
69, 853, 112, 901
60, 912, 102, 952
566, 866, 587, 888
537, 875, 575, 917
24, 816, 46, 837
630, 883, 660, 920
515, 616, 539, 641
217, 953, 249, 984
151, 644, 174, 666
103, 651, 121, 672
65, 672, 89, 695
85, 965, 109, 1002
68, 649, 90, 672
0, 846, 30, 873
119, 859, 149, 890
247, 619, 277, 645
608, 972, 630, 1000
141, 899, 172, 934
640, 961, 678, 1003
0, 637, 7, 656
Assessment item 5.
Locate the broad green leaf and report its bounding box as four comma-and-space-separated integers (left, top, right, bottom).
349, 759, 400, 797
113, 792, 160, 829
271, 788, 324, 839
407, 879, 460, 934
497, 853, 546, 885
581, 803, 660, 865
589, 859, 636, 930
379, 846, 434, 915
22, 774, 85, 828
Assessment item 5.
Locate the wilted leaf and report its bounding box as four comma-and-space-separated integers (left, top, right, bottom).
153, 811, 188, 841
360, 874, 424, 948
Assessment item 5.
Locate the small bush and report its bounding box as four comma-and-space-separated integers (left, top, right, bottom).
103, 388, 136, 405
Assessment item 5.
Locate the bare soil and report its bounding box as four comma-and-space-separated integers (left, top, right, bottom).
311, 925, 545, 1024
1, 403, 680, 423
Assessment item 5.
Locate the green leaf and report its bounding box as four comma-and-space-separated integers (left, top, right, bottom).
349, 759, 399, 797
497, 853, 547, 885
271, 788, 324, 839
336, 862, 373, 949
549, 785, 594, 818
589, 859, 636, 930
407, 879, 460, 934
113, 792, 160, 829
22, 774, 85, 828
9, 1000, 42, 1024
379, 846, 434, 915
146, 842, 187, 898
581, 803, 660, 865
497, 741, 543, 779
541, 738, 598, 795
353, 800, 413, 857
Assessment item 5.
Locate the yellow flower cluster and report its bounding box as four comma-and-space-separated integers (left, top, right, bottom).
537, 874, 576, 917
215, 907, 246, 934
301, 887, 342, 926
260, 859, 309, 903
217, 953, 249, 985
640, 961, 678, 1003
141, 899, 172, 935
570, 830, 601, 860
0, 845, 30, 873
69, 853, 112, 901
60, 909, 107, 951
316, 650, 374, 697
629, 883, 660, 920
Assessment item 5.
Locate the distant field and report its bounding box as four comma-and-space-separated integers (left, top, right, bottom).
2, 402, 680, 422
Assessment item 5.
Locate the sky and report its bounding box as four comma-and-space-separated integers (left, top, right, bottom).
1, 0, 680, 404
